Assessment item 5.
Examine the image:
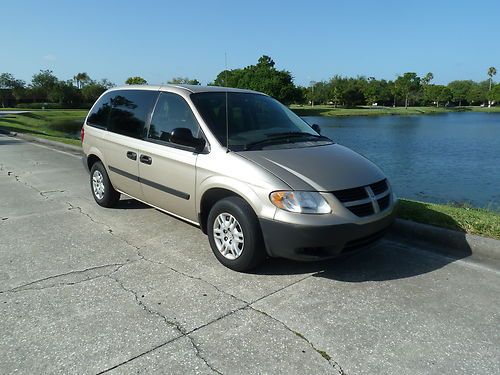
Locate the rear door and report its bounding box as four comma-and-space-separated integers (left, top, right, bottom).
138, 92, 200, 222
103, 90, 158, 199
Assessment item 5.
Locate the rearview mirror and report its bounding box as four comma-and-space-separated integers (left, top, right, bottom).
170, 128, 206, 150
311, 124, 321, 134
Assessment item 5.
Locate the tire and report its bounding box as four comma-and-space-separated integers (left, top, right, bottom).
90, 161, 120, 207
207, 196, 266, 272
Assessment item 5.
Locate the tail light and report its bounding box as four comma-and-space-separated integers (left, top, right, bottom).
80, 127, 85, 142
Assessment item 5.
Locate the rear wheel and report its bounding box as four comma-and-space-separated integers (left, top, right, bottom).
207, 196, 266, 272
90, 161, 120, 207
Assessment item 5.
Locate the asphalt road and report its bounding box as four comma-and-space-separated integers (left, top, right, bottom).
0, 134, 499, 375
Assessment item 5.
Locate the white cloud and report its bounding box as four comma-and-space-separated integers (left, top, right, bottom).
42, 54, 56, 61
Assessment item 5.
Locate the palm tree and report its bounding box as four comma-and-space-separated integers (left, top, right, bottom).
73, 72, 90, 89
488, 67, 497, 91
487, 67, 497, 107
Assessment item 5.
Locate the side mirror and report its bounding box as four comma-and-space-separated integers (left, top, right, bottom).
170, 128, 206, 150
311, 124, 321, 134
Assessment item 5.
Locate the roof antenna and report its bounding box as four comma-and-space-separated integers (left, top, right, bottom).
225, 52, 229, 153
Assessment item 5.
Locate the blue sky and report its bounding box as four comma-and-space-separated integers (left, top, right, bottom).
1, 0, 499, 86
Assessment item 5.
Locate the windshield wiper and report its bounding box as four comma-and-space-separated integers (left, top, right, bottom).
244, 132, 331, 150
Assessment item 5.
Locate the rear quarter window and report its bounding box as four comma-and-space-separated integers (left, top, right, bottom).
87, 89, 158, 139
108, 90, 158, 139
87, 92, 113, 128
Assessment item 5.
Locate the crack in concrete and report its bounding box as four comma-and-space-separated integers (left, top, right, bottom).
60, 201, 342, 373
4, 166, 65, 200
106, 274, 223, 375
251, 307, 346, 375
65, 202, 149, 264
39, 189, 65, 198
0, 264, 124, 294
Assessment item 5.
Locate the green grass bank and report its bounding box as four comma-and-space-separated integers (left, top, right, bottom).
397, 199, 500, 240
0, 110, 85, 146
290, 105, 500, 117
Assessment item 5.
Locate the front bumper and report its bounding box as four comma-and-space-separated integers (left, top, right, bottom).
259, 210, 396, 260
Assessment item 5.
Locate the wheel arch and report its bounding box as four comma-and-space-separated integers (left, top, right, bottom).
198, 188, 243, 234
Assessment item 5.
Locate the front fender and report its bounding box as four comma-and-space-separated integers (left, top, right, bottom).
197, 175, 277, 221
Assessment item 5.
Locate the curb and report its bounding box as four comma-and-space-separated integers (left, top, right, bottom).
389, 219, 500, 261
0, 129, 83, 155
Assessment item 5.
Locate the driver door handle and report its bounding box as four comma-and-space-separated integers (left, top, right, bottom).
140, 155, 152, 165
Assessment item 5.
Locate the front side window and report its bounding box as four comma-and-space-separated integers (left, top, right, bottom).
107, 90, 157, 139
190, 92, 331, 151
148, 92, 199, 142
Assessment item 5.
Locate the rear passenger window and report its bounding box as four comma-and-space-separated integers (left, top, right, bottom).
148, 92, 199, 143
107, 90, 157, 139
87, 92, 113, 128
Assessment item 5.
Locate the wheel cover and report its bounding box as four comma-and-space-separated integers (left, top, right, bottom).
213, 212, 245, 260
92, 170, 105, 200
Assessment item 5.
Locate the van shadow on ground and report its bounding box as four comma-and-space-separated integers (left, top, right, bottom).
255, 203, 472, 282
113, 198, 472, 283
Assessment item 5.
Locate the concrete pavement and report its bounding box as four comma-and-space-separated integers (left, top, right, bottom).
0, 134, 499, 374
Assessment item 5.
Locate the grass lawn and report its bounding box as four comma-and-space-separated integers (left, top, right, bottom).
0, 110, 86, 146
396, 199, 500, 240
290, 105, 500, 117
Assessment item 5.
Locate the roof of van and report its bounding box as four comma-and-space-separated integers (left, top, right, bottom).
108, 84, 264, 95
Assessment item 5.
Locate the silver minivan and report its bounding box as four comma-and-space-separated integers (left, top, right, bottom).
82, 85, 396, 271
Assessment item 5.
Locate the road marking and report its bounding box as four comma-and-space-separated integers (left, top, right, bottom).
28, 141, 81, 159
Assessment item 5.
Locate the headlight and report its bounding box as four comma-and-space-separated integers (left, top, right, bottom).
269, 191, 331, 214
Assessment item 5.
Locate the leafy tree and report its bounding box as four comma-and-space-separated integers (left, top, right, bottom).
343, 77, 366, 107
394, 72, 421, 108
31, 70, 58, 90
48, 80, 83, 106
73, 72, 90, 89
488, 84, 500, 103
307, 81, 329, 105
466, 82, 487, 105
213, 55, 301, 104
448, 80, 473, 106
168, 77, 200, 85
438, 86, 452, 105
82, 79, 115, 102
424, 85, 449, 107
125, 76, 147, 85
364, 78, 391, 105
0, 73, 25, 107
328, 75, 348, 107
31, 70, 58, 101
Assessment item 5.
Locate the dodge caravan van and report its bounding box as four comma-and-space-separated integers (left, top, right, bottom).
82, 85, 396, 271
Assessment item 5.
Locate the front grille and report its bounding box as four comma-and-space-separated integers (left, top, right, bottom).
332, 179, 391, 218
370, 179, 388, 195
332, 187, 368, 203
377, 194, 390, 211
346, 202, 374, 217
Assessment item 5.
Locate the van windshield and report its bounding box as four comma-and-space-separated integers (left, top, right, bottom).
190, 92, 332, 151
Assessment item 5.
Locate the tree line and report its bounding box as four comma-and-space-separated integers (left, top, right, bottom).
0, 57, 498, 108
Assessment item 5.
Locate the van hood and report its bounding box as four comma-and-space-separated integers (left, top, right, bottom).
237, 144, 385, 191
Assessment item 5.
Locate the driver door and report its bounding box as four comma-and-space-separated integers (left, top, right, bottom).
137, 92, 200, 222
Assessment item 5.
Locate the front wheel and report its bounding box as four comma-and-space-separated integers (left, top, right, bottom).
207, 196, 266, 272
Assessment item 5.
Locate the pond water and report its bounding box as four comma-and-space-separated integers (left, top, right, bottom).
303, 112, 500, 211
